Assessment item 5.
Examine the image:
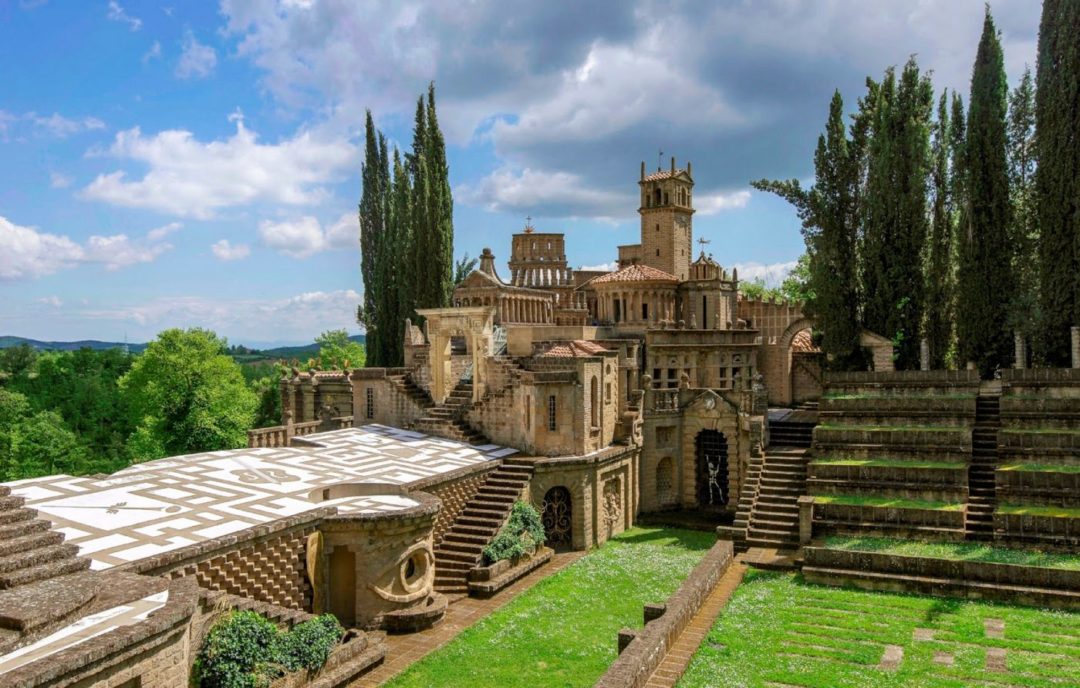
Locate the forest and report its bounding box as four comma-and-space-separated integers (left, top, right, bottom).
0, 328, 364, 482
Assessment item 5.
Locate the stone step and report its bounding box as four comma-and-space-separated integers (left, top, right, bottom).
480, 485, 521, 497
487, 477, 530, 489
0, 508, 38, 526
443, 532, 489, 546
0, 518, 51, 540
462, 507, 509, 520
749, 525, 798, 539
435, 559, 473, 572
0, 495, 27, 511
450, 524, 499, 538
0, 557, 90, 590
435, 549, 480, 564
0, 485, 8, 497
438, 541, 484, 556
456, 515, 504, 529
0, 530, 64, 558
746, 536, 798, 549
751, 517, 797, 531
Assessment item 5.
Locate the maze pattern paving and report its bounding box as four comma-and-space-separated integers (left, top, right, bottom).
677, 571, 1080, 688
4, 425, 515, 571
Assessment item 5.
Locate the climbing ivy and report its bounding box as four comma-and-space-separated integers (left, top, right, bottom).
483, 501, 546, 564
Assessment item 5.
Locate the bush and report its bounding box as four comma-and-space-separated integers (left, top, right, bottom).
194, 611, 343, 688
483, 501, 546, 564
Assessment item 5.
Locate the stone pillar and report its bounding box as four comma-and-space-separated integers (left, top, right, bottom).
920, 338, 930, 371
1072, 326, 1080, 369
797, 495, 815, 545
1014, 331, 1028, 369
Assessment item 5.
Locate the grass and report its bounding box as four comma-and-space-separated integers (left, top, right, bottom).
822, 535, 1080, 571
999, 462, 1080, 473
815, 495, 965, 511
1000, 427, 1080, 434
383, 527, 714, 688
822, 392, 976, 401
811, 458, 965, 470
997, 504, 1080, 518
678, 570, 1080, 688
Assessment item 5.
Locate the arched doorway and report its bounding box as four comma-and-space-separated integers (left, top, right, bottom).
541, 486, 572, 549
695, 430, 729, 510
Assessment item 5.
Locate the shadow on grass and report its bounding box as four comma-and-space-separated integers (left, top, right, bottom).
612, 527, 716, 551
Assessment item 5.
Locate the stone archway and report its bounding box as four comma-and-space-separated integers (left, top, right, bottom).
695, 430, 729, 510
416, 306, 495, 404
541, 486, 572, 549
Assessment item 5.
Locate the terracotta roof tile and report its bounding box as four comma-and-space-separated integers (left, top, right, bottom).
641, 168, 690, 182
791, 329, 820, 353
540, 340, 610, 358
590, 264, 679, 284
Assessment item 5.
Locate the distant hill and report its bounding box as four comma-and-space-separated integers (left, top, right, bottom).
0, 334, 365, 361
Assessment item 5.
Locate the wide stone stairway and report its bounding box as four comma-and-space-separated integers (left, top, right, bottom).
744, 448, 809, 550
433, 459, 535, 596
768, 417, 815, 448
967, 395, 1000, 540
0, 485, 88, 589
414, 379, 490, 445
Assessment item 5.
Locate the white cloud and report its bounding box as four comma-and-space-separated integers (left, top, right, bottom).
731, 260, 799, 286
457, 167, 630, 219
211, 239, 251, 261
80, 289, 363, 342
10, 112, 105, 139
80, 115, 356, 219
579, 261, 617, 272
146, 221, 182, 241
37, 296, 63, 308
696, 190, 752, 215
0, 215, 174, 280
175, 31, 217, 79
107, 1, 142, 31
142, 40, 162, 63
49, 172, 72, 189
259, 213, 356, 258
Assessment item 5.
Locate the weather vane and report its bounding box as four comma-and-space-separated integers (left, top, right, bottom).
524, 215, 534, 233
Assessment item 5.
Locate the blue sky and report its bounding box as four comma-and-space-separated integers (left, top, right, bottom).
0, 1, 1038, 346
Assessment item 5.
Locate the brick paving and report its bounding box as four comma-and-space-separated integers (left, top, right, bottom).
350, 550, 585, 687
643, 556, 748, 688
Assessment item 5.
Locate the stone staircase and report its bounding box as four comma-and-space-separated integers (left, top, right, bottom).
387, 372, 434, 412
717, 453, 764, 551
0, 485, 89, 589
433, 460, 535, 596
967, 395, 1000, 541
415, 379, 490, 445
744, 448, 809, 550
769, 419, 814, 448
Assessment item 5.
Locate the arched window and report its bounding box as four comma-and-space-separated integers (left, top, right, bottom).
590, 376, 599, 428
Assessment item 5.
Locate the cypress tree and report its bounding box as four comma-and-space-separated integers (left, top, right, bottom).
426, 83, 455, 308
409, 96, 433, 318
358, 110, 386, 367
390, 148, 413, 365
958, 8, 1013, 377
1007, 67, 1038, 357
373, 133, 398, 367
926, 91, 954, 368
861, 58, 933, 369
1035, 0, 1080, 365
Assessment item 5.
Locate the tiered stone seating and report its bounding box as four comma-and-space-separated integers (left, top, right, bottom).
0, 485, 89, 590
995, 369, 1080, 549
808, 371, 981, 540
432, 459, 535, 596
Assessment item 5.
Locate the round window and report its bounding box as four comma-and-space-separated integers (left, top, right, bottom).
400, 549, 429, 592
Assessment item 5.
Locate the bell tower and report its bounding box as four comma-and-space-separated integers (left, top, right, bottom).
639, 156, 694, 281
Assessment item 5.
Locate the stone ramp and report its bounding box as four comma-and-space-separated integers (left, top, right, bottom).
433, 459, 535, 595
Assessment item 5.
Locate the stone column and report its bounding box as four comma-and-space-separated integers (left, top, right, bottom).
1014, 331, 1028, 369
797, 495, 815, 544
1073, 326, 1080, 369
920, 338, 930, 371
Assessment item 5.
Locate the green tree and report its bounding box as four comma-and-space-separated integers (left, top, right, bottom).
1035, 0, 1080, 365
861, 58, 934, 369
311, 330, 366, 370
779, 254, 815, 304
957, 9, 1013, 376
1007, 66, 1038, 356
0, 344, 37, 382
454, 253, 479, 287
119, 328, 257, 461
926, 91, 955, 368
359, 110, 387, 366
408, 96, 432, 321
8, 410, 86, 480
425, 83, 455, 309
390, 147, 414, 364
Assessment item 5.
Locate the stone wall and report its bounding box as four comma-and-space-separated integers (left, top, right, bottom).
123, 510, 333, 612
595, 540, 734, 688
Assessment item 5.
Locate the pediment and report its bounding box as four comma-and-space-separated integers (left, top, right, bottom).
683, 389, 739, 415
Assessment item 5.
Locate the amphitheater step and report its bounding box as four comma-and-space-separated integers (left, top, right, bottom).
0, 557, 90, 590
0, 518, 51, 541
0, 530, 65, 558
0, 507, 38, 526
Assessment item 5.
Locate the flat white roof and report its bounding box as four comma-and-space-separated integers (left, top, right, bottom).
6, 425, 516, 571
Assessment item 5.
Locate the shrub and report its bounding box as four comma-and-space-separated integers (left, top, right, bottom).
194, 611, 343, 688
483, 501, 546, 564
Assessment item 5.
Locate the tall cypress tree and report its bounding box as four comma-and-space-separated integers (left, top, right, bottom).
389, 147, 413, 364
926, 91, 954, 368
957, 8, 1013, 376
408, 96, 433, 319
1007, 67, 1038, 356
1035, 0, 1080, 365
426, 83, 455, 308
861, 58, 933, 369
373, 133, 398, 367
358, 110, 386, 367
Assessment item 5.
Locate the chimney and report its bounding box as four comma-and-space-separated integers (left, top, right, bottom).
640, 161, 645, 181
670, 156, 675, 174
687, 161, 692, 177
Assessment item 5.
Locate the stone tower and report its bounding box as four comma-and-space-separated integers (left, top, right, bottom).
639, 156, 694, 281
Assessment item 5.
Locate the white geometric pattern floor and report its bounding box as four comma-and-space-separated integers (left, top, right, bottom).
5, 424, 516, 571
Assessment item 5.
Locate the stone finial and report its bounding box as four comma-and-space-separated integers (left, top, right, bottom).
679, 372, 690, 389
677, 319, 685, 329
479, 248, 497, 276
641, 374, 652, 388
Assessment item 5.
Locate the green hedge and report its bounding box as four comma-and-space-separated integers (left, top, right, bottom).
483, 501, 546, 564
194, 611, 343, 688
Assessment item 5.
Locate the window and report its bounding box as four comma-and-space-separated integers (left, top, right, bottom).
606, 382, 612, 403
365, 387, 374, 419
548, 396, 557, 431
656, 223, 659, 232
590, 377, 599, 428
656, 249, 661, 257
642, 303, 649, 320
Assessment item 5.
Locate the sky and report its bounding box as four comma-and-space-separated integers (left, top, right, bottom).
0, 0, 1040, 347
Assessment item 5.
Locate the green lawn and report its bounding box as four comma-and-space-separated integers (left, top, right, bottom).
384, 527, 714, 688
822, 535, 1080, 571
811, 458, 965, 470
815, 495, 965, 511
678, 570, 1080, 688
